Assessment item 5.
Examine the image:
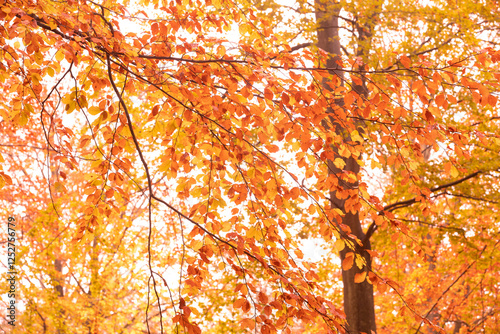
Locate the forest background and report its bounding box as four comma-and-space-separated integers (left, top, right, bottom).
0, 0, 500, 333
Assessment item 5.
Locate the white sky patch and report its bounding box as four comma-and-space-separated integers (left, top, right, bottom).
300, 237, 332, 262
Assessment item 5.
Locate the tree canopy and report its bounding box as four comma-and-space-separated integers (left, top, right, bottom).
1, 0, 499, 333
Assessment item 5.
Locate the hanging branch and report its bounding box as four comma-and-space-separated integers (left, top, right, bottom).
363, 170, 483, 243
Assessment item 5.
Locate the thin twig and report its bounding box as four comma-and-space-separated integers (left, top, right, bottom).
106, 54, 163, 334
414, 245, 488, 334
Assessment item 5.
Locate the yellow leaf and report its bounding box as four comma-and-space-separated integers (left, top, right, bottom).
191, 239, 203, 251
371, 159, 382, 169
55, 50, 64, 62
46, 67, 55, 77
333, 158, 346, 170
355, 255, 364, 269
246, 227, 260, 239
334, 238, 345, 251
239, 23, 250, 36
339, 145, 351, 158
351, 130, 364, 143
48, 19, 58, 30
222, 222, 232, 232
450, 164, 459, 178
88, 106, 100, 115
216, 45, 226, 57
428, 106, 441, 117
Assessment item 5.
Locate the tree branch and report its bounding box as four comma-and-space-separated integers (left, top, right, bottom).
384, 170, 482, 212
290, 42, 312, 52
363, 170, 483, 243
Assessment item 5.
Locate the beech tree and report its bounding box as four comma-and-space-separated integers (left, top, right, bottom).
1, 0, 499, 333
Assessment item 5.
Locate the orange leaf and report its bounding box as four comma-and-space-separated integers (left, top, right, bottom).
258, 292, 268, 304
354, 271, 367, 283
233, 298, 246, 309
400, 55, 411, 68
264, 87, 274, 100
342, 252, 354, 270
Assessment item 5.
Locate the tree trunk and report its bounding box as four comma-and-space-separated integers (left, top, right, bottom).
54, 257, 65, 334
315, 1, 376, 333
88, 233, 101, 334
54, 258, 64, 298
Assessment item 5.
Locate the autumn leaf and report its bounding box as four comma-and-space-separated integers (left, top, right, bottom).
354, 271, 367, 283
399, 55, 411, 68
343, 252, 355, 270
